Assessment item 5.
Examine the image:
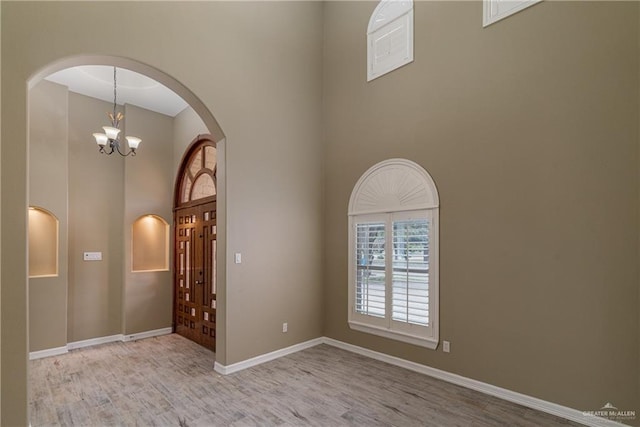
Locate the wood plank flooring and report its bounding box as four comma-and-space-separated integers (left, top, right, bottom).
29, 334, 582, 426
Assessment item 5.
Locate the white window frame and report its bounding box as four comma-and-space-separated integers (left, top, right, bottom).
348, 159, 439, 349
367, 0, 414, 82
483, 0, 542, 27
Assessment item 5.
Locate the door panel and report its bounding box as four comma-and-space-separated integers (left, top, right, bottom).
174, 201, 216, 351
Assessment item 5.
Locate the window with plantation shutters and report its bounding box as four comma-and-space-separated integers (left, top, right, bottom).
348, 159, 439, 349
355, 222, 386, 318
392, 218, 429, 326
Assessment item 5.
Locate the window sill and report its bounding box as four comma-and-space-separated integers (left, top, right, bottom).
348, 320, 438, 350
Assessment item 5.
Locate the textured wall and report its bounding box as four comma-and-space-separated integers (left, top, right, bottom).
323, 0, 638, 417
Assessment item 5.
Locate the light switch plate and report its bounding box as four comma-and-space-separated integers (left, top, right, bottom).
83, 252, 102, 261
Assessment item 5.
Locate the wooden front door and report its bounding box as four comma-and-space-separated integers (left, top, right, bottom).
173, 136, 217, 351
174, 202, 217, 351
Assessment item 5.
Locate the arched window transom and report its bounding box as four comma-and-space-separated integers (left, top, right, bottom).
177, 139, 217, 207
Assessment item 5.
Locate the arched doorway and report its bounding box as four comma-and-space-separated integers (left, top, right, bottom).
12, 56, 227, 426
173, 135, 217, 351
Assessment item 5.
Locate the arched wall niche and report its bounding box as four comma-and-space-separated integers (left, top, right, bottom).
132, 214, 170, 273
28, 206, 59, 278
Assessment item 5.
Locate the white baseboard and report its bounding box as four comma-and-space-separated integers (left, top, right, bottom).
29, 346, 68, 360
214, 336, 625, 427
214, 337, 324, 375
32, 328, 173, 359
122, 327, 172, 342
67, 334, 122, 351
321, 338, 626, 427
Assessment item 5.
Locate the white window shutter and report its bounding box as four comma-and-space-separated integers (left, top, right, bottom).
391, 218, 430, 327
483, 0, 542, 27
367, 0, 414, 82
355, 222, 386, 318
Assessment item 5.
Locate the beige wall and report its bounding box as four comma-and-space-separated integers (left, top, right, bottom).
68, 92, 124, 342
1, 2, 324, 424
323, 0, 638, 417
28, 80, 68, 352
0, 1, 2, 418
123, 103, 174, 336
29, 85, 182, 348
173, 106, 209, 182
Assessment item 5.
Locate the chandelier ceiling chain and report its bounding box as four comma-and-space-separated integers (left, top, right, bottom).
92, 67, 142, 157
112, 66, 117, 122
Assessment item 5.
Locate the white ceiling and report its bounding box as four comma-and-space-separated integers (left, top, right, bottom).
45, 66, 189, 117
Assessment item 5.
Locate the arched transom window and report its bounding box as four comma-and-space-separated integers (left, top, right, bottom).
176, 137, 217, 207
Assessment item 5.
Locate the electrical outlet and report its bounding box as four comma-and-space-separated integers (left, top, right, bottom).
282, 322, 288, 333
443, 341, 450, 353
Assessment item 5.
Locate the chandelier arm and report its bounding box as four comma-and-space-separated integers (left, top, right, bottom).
99, 142, 115, 155
113, 139, 135, 157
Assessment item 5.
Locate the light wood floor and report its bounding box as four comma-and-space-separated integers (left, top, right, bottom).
29, 334, 581, 426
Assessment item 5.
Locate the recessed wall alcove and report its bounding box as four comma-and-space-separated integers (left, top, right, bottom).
28, 207, 59, 278
132, 215, 169, 272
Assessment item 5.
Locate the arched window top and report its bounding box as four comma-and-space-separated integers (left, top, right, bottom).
349, 158, 438, 216
368, 0, 413, 33
175, 135, 216, 207
367, 0, 414, 81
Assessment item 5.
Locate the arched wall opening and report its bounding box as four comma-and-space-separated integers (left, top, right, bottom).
23, 55, 227, 424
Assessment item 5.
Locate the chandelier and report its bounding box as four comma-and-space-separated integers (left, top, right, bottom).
92, 67, 142, 156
